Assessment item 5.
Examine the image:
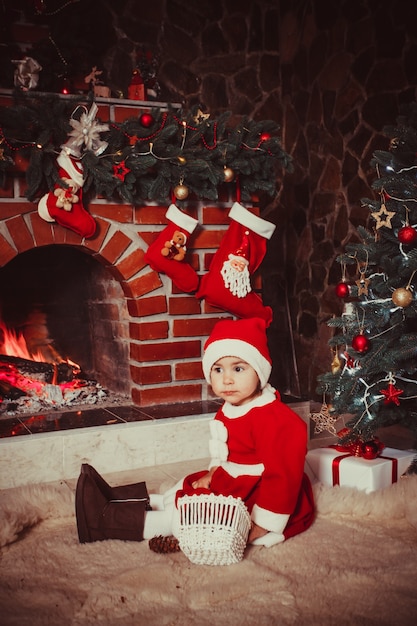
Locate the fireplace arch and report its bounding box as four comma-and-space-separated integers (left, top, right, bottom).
0, 199, 225, 408
0, 244, 130, 395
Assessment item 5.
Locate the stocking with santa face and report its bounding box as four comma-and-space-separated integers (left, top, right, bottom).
196, 202, 276, 325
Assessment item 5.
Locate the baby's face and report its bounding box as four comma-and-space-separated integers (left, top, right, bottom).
210, 356, 260, 406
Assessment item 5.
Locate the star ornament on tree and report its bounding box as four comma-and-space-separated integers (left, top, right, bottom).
371, 203, 396, 229
379, 382, 404, 405
311, 402, 338, 435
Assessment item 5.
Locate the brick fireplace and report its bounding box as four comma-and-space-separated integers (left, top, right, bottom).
0, 92, 265, 412
0, 93, 313, 489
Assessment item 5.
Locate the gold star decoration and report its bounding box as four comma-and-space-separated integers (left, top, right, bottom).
371, 203, 396, 229
311, 402, 337, 435
193, 108, 210, 124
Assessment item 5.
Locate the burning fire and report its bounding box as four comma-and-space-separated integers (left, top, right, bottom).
0, 318, 100, 414
0, 319, 80, 369
1, 321, 49, 362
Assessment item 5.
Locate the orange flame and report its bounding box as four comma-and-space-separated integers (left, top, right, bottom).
0, 320, 80, 371
0, 320, 45, 361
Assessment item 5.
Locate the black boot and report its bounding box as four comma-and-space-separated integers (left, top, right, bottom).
75, 463, 151, 543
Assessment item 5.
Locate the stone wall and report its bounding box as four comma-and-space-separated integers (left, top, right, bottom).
3, 0, 417, 400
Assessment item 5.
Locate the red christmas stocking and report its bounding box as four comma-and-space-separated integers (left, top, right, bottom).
196, 202, 276, 325
37, 151, 96, 238
144, 203, 199, 293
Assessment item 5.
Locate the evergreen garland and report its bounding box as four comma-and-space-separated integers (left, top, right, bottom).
0, 91, 292, 205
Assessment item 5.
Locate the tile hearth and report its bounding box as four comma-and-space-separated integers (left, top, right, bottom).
0, 400, 222, 438
0, 398, 313, 490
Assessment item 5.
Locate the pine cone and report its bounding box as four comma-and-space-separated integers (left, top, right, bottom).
149, 535, 181, 554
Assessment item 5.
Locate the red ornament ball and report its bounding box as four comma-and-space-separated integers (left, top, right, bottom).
335, 282, 350, 298
398, 225, 417, 245
351, 334, 370, 353
361, 440, 381, 460
260, 132, 271, 142
139, 113, 154, 128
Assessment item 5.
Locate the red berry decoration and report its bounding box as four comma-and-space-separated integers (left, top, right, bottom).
398, 225, 417, 245
335, 282, 350, 298
351, 333, 370, 353
260, 132, 271, 142
139, 113, 154, 128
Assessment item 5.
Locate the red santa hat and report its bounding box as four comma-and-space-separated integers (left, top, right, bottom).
202, 317, 272, 389
227, 230, 249, 265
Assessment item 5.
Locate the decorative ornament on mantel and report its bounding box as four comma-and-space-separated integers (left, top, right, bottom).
12, 56, 42, 91
36, 102, 110, 237
61, 102, 109, 158
223, 166, 235, 182
139, 113, 155, 128
173, 182, 189, 200
84, 66, 111, 99
128, 68, 146, 101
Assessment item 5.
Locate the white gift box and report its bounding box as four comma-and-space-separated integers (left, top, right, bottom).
305, 446, 416, 493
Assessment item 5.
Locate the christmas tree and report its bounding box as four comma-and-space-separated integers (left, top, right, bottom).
317, 102, 417, 463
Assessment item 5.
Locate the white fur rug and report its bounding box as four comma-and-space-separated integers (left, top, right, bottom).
1, 475, 417, 626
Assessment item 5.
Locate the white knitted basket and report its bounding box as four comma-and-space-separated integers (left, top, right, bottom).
177, 493, 251, 566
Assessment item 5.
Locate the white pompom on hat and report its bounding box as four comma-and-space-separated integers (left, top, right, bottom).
202, 317, 272, 389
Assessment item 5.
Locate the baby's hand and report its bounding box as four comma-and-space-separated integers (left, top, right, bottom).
191, 472, 212, 489
192, 467, 218, 489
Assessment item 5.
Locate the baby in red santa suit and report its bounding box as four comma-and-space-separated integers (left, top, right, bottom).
76, 317, 315, 548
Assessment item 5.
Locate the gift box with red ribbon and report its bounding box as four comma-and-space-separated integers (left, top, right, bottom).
305, 445, 415, 493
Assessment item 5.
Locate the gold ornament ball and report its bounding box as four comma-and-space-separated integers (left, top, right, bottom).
392, 287, 413, 307
174, 183, 189, 200
223, 166, 235, 182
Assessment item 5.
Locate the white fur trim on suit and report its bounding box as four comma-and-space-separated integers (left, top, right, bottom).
229, 202, 276, 239
166, 204, 198, 234
222, 384, 276, 418
208, 420, 228, 466
221, 461, 264, 478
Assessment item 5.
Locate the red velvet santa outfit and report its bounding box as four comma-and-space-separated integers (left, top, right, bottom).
75, 318, 314, 547
174, 317, 315, 546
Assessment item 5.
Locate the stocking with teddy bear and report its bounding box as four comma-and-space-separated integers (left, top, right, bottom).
144, 204, 199, 293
